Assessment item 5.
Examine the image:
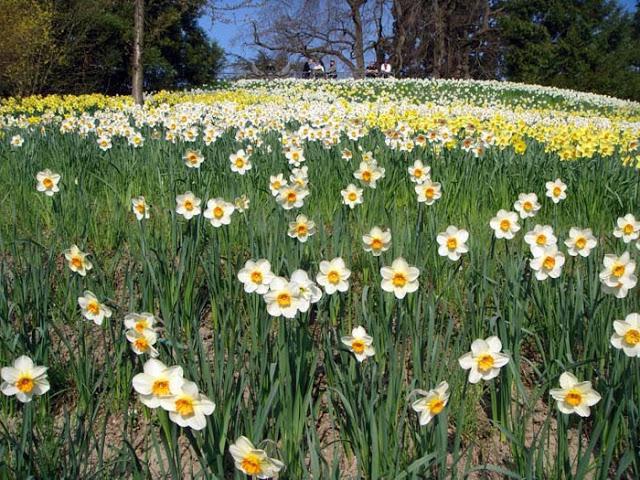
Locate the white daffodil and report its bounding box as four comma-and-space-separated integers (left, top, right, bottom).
64, 244, 93, 276
613, 214, 640, 244
132, 359, 184, 408
354, 160, 384, 188
564, 227, 597, 257
550, 372, 601, 417
316, 257, 351, 294
203, 198, 235, 227
458, 336, 509, 383
264, 277, 300, 318
341, 183, 364, 209
175, 191, 201, 219
408, 160, 431, 184
611, 313, 640, 357
411, 381, 449, 426
78, 290, 112, 325
600, 252, 637, 299
131, 196, 150, 220
530, 245, 565, 280
237, 259, 274, 295
160, 380, 215, 430
291, 269, 322, 312
380, 257, 419, 299
36, 169, 61, 196
415, 179, 441, 205
1, 355, 49, 403
124, 312, 157, 333
234, 194, 250, 213
341, 326, 375, 362
524, 224, 557, 255
10, 135, 24, 147
489, 210, 520, 240
545, 178, 567, 204
269, 174, 288, 196
229, 436, 285, 479
514, 192, 541, 219
288, 214, 316, 243
276, 186, 309, 210
183, 149, 204, 169
126, 328, 159, 357
362, 226, 391, 256
436, 226, 469, 261
230, 149, 252, 174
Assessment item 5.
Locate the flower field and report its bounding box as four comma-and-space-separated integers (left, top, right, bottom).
1, 78, 640, 479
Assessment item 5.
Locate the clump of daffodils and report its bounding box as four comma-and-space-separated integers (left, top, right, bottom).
132, 359, 215, 430
125, 312, 160, 358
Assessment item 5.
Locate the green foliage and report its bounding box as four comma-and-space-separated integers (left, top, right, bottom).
499, 0, 640, 100
0, 0, 224, 96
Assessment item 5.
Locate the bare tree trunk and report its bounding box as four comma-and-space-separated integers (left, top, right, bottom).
348, 0, 366, 79
132, 0, 144, 105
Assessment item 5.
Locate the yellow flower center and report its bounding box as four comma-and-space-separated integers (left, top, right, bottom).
327, 270, 340, 284
543, 256, 556, 270
251, 271, 263, 284
87, 301, 100, 315
536, 234, 547, 245
553, 186, 561, 197
348, 192, 357, 202
287, 191, 297, 203
565, 389, 582, 407
427, 397, 445, 415
624, 328, 640, 346
241, 453, 263, 475
392, 273, 407, 287
523, 201, 532, 211
277, 293, 291, 307
175, 397, 195, 416
371, 238, 383, 250
292, 152, 300, 160
134, 337, 149, 352
575, 237, 586, 249
612, 263, 625, 277
235, 158, 244, 168
152, 379, 170, 396
477, 354, 494, 371
188, 154, 198, 164
499, 219, 510, 231
351, 339, 365, 354
425, 187, 435, 199
623, 224, 634, 235
447, 237, 457, 250
135, 203, 146, 214
362, 170, 372, 182
71, 256, 83, 269
296, 224, 308, 236
213, 206, 224, 219
184, 200, 194, 211
134, 320, 148, 333
43, 178, 54, 189
414, 168, 422, 178
272, 181, 281, 190
16, 375, 34, 393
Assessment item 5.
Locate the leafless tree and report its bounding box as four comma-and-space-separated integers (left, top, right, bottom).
390, 0, 501, 79
249, 0, 385, 79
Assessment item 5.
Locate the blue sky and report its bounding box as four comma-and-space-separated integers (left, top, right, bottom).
199, 0, 638, 65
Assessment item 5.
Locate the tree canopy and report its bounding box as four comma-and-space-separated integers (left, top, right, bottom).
0, 0, 224, 97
